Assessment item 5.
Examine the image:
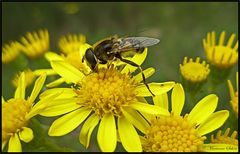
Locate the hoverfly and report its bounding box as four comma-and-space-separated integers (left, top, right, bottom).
82, 35, 160, 96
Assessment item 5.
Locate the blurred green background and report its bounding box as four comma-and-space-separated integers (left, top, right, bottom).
2, 2, 238, 152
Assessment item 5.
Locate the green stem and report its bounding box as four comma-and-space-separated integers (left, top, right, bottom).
208, 82, 218, 93
188, 91, 197, 110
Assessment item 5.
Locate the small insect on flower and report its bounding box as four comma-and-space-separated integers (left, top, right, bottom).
82, 35, 160, 96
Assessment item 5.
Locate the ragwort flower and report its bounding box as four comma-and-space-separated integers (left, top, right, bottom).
141, 83, 229, 152
180, 57, 210, 92
227, 72, 238, 116
12, 69, 36, 88
20, 29, 49, 59
2, 41, 22, 64
180, 57, 210, 83
203, 31, 238, 69
38, 46, 175, 152
58, 33, 86, 55
2, 72, 57, 152
211, 128, 238, 146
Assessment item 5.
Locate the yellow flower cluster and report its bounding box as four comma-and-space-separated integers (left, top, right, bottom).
2, 29, 238, 152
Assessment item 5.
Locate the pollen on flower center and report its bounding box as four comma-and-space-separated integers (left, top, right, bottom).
2, 99, 31, 142
143, 114, 206, 152
75, 66, 137, 117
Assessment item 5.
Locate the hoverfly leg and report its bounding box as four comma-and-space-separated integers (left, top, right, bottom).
115, 53, 155, 96
138, 66, 155, 97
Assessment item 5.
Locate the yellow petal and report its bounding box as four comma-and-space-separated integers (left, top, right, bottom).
171, 83, 185, 116
97, 114, 117, 152
51, 60, 85, 84
2, 140, 7, 151
207, 32, 211, 45
135, 82, 175, 97
153, 93, 169, 110
39, 98, 80, 117
233, 41, 238, 51
227, 80, 235, 99
40, 88, 77, 99
8, 133, 22, 152
136, 96, 148, 103
2, 96, 5, 104
19, 127, 33, 143
28, 73, 46, 103
121, 48, 148, 73
122, 107, 150, 134
34, 69, 57, 76
48, 107, 91, 136
46, 77, 65, 88
199, 144, 238, 152
135, 97, 155, 122
14, 72, 25, 100
197, 110, 229, 136
139, 112, 155, 123
132, 67, 155, 83
188, 94, 218, 125
118, 116, 142, 152
44, 51, 64, 61
211, 31, 216, 46
218, 31, 226, 45
79, 114, 100, 148
26, 91, 62, 119
227, 34, 236, 47
129, 102, 170, 116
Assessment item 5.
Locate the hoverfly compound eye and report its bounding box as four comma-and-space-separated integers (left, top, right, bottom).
85, 48, 98, 70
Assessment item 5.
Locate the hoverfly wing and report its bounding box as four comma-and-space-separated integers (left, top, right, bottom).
111, 37, 160, 54
121, 37, 160, 48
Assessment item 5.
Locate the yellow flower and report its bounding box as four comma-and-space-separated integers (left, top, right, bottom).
203, 31, 238, 69
141, 83, 229, 152
20, 29, 49, 59
2, 72, 56, 152
38, 51, 175, 152
58, 33, 86, 55
12, 69, 36, 88
2, 41, 22, 64
211, 128, 238, 146
180, 57, 210, 82
227, 72, 238, 116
